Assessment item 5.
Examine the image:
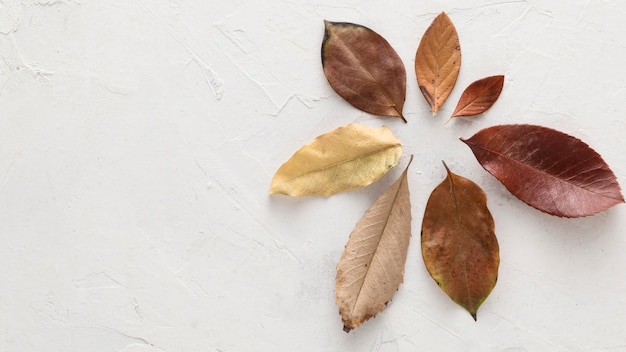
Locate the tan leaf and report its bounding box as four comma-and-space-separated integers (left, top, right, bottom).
415, 12, 461, 116
421, 162, 499, 320
447, 75, 504, 123
336, 156, 413, 332
269, 124, 402, 197
322, 21, 407, 122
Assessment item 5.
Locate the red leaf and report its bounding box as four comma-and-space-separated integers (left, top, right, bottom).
322, 21, 407, 121
448, 75, 504, 122
461, 124, 624, 217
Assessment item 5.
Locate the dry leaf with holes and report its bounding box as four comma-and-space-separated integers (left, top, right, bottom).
269, 123, 402, 197
415, 12, 461, 116
447, 75, 504, 123
322, 21, 407, 121
336, 157, 413, 332
421, 162, 499, 320
462, 124, 624, 217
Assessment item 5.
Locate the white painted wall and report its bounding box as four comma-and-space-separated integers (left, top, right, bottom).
1, 1, 625, 351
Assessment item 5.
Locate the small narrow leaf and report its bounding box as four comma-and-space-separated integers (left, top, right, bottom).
322, 21, 407, 121
461, 124, 624, 217
415, 12, 461, 116
447, 75, 504, 123
269, 124, 402, 197
336, 156, 413, 332
421, 162, 499, 320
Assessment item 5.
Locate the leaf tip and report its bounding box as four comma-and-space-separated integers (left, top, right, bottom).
400, 113, 408, 123
471, 312, 477, 321
343, 325, 352, 333
444, 115, 454, 125
267, 186, 281, 196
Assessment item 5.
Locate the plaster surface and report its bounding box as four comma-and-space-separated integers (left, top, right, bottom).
1, 1, 626, 351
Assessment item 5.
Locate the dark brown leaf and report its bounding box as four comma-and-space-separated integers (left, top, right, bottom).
448, 75, 504, 122
461, 124, 624, 217
322, 21, 407, 122
336, 156, 413, 332
415, 12, 461, 116
421, 162, 499, 320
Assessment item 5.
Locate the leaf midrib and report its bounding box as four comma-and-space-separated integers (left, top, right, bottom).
291, 143, 401, 183
349, 171, 406, 316
468, 140, 622, 201
333, 30, 401, 114
447, 171, 474, 311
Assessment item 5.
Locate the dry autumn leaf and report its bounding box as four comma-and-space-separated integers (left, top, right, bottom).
461, 124, 624, 217
447, 75, 504, 123
336, 156, 413, 332
269, 123, 402, 197
322, 21, 407, 122
415, 12, 461, 116
421, 162, 499, 320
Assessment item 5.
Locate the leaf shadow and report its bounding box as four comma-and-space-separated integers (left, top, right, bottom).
448, 114, 482, 131
265, 182, 394, 243
532, 206, 622, 246
266, 194, 331, 237
493, 190, 623, 252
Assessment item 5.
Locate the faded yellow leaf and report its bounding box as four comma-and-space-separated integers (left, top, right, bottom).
336, 157, 413, 332
269, 124, 402, 197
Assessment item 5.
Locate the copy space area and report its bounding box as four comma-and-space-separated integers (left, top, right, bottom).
1, 1, 625, 351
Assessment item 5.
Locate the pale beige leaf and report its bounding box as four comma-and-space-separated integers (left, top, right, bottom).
269, 124, 402, 197
336, 157, 413, 332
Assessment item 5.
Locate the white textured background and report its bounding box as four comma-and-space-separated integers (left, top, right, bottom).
1, 1, 625, 351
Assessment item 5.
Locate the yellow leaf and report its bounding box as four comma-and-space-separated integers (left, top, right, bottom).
335, 157, 413, 332
269, 124, 402, 197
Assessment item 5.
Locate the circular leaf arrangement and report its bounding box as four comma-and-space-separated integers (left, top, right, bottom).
269, 12, 624, 332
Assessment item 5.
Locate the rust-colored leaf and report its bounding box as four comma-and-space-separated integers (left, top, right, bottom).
448, 75, 504, 122
336, 157, 413, 332
421, 162, 499, 320
462, 124, 624, 217
322, 21, 407, 122
415, 12, 461, 116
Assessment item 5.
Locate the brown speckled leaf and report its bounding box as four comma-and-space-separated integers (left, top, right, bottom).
421, 162, 499, 320
322, 21, 407, 121
448, 75, 504, 122
461, 124, 624, 217
415, 12, 461, 116
336, 157, 413, 332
